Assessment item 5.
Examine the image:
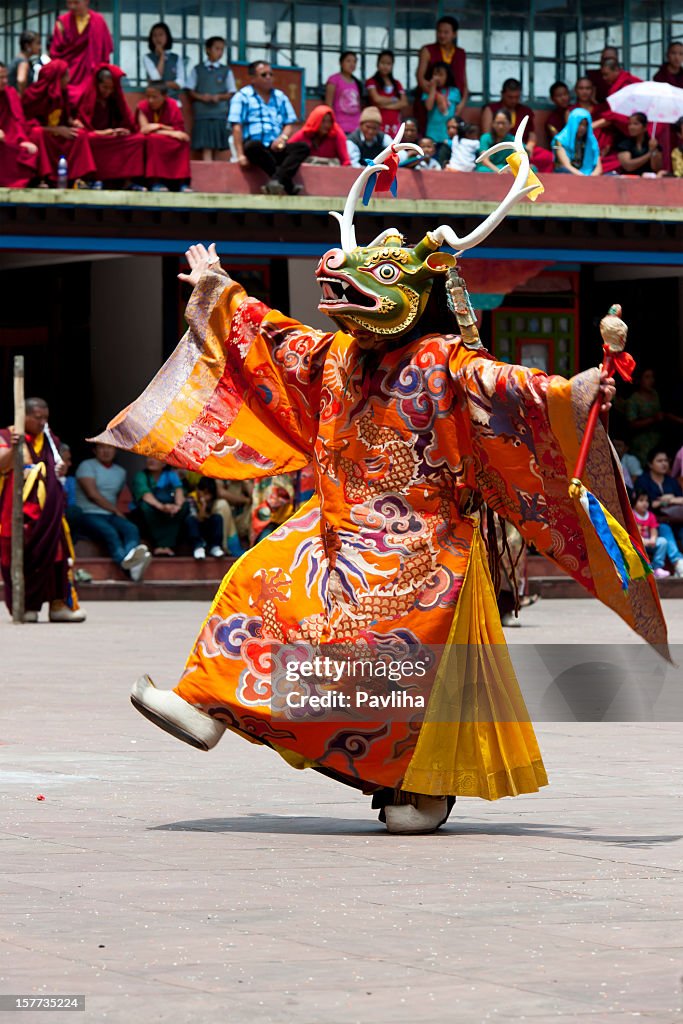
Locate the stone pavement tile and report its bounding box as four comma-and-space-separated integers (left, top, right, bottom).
526, 918, 683, 952
203, 976, 599, 1023
464, 950, 682, 1016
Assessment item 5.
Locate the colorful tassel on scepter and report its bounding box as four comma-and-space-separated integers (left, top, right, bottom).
568, 304, 651, 590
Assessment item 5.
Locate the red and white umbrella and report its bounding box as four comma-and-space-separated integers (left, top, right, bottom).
607, 80, 683, 132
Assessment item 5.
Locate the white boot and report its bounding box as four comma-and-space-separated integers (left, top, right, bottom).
384, 795, 450, 835
130, 675, 225, 751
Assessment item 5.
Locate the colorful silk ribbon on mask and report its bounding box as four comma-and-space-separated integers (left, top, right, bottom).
362, 151, 399, 205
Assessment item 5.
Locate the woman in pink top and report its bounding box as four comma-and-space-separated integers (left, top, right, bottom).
288, 105, 350, 164
365, 49, 407, 138
324, 51, 361, 135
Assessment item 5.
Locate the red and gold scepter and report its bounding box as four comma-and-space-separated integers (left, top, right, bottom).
568, 304, 649, 590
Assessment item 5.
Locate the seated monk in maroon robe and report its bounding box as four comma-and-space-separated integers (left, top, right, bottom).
22, 58, 96, 184
77, 63, 144, 184
592, 60, 671, 171
0, 398, 84, 622
136, 82, 191, 191
0, 61, 45, 187
481, 78, 554, 174
49, 0, 113, 105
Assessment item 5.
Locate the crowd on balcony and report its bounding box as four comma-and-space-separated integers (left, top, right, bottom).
1, 2, 683, 191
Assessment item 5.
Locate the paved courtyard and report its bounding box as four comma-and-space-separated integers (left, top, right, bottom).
1, 599, 682, 1022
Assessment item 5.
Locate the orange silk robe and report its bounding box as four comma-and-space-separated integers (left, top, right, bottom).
96, 270, 666, 799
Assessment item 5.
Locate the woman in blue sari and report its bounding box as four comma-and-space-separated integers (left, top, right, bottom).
553, 108, 602, 176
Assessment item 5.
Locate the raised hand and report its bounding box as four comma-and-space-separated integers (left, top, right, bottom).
177, 243, 221, 286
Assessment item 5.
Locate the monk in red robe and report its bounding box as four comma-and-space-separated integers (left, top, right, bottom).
23, 58, 96, 184
136, 82, 192, 191
0, 398, 85, 622
591, 60, 672, 171
653, 42, 683, 172
0, 62, 43, 186
586, 46, 619, 104
77, 63, 144, 184
49, 0, 113, 105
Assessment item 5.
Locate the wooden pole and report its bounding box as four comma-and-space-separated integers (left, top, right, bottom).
11, 357, 25, 624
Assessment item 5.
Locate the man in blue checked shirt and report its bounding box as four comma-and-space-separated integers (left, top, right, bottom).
229, 60, 309, 195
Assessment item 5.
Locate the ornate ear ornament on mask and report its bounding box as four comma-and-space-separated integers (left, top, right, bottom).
316, 117, 543, 341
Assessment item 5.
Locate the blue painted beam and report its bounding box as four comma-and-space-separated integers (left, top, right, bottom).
0, 235, 683, 266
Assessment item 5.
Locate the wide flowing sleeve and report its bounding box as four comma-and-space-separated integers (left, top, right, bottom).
450, 344, 667, 650
93, 269, 335, 481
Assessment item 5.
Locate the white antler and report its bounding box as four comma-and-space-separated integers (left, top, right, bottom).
330, 122, 423, 251
430, 116, 538, 254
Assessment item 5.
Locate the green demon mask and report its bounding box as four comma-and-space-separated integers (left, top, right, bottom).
316, 234, 455, 338
316, 121, 542, 343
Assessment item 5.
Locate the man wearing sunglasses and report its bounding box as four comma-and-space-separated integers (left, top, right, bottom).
229, 60, 308, 195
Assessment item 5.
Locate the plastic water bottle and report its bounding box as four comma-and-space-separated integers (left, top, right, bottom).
56, 156, 68, 189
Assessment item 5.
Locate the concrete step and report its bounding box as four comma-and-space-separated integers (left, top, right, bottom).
74, 556, 232, 582
72, 579, 218, 601
529, 576, 683, 599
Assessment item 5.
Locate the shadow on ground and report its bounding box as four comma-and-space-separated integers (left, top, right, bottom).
153, 815, 683, 847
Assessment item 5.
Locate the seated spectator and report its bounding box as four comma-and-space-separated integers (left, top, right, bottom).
131, 456, 187, 556
445, 121, 479, 172
77, 64, 145, 188
635, 450, 683, 575
215, 479, 252, 543
586, 45, 619, 103
143, 22, 186, 100
186, 477, 244, 559
481, 78, 554, 173
399, 117, 419, 147
250, 476, 295, 545
49, 0, 113, 105
365, 50, 407, 139
672, 444, 683, 487
422, 61, 460, 165
546, 81, 570, 142
593, 59, 642, 140
22, 59, 96, 185
613, 438, 642, 485
187, 35, 235, 160
632, 492, 670, 579
324, 51, 362, 136
414, 136, 441, 170
671, 119, 683, 178
0, 62, 43, 187
572, 75, 621, 173
75, 442, 151, 580
8, 31, 50, 95
289, 104, 350, 165
618, 113, 664, 176
476, 109, 514, 172
553, 108, 601, 175
57, 443, 77, 509
346, 106, 393, 167
229, 61, 306, 196
136, 81, 192, 192
415, 16, 468, 133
